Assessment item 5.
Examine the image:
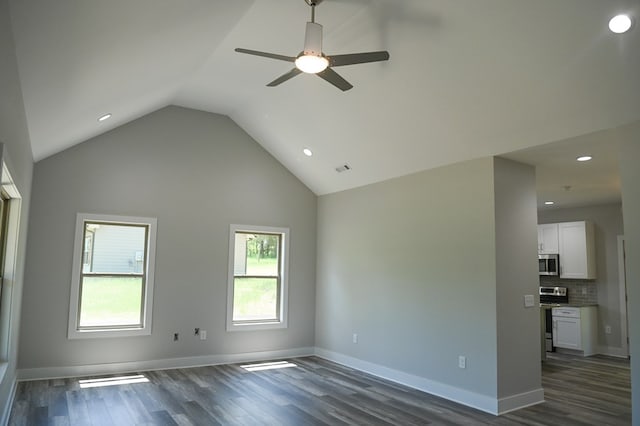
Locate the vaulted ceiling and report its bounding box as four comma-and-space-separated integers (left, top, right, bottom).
8, 0, 640, 197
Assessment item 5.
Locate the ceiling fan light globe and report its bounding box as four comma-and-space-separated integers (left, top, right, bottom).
609, 14, 633, 33
295, 54, 329, 74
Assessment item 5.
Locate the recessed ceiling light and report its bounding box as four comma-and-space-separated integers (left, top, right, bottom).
609, 14, 633, 33
303, 148, 313, 157
576, 155, 593, 162
544, 201, 555, 205
98, 113, 112, 122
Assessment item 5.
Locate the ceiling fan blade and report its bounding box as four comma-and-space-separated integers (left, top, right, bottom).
235, 48, 296, 63
329, 51, 390, 67
317, 67, 353, 91
267, 68, 303, 87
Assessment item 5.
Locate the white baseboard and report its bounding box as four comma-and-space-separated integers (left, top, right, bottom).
555, 346, 629, 359
598, 345, 629, 358
497, 388, 545, 415
1, 378, 17, 426
314, 347, 544, 416
17, 347, 315, 381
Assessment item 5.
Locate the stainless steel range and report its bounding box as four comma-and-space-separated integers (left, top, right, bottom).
540, 286, 568, 305
540, 286, 568, 352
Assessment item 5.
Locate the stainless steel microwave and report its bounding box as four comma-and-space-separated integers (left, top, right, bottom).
538, 254, 559, 276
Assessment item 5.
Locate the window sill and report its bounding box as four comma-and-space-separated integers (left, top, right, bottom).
68, 327, 151, 339
226, 321, 287, 332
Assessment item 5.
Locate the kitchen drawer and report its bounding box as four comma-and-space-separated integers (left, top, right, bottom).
552, 307, 580, 318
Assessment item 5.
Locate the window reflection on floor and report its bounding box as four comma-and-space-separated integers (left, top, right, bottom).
78, 374, 149, 388
240, 360, 297, 372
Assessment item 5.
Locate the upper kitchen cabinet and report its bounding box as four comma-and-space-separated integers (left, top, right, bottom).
537, 223, 559, 254
558, 221, 596, 279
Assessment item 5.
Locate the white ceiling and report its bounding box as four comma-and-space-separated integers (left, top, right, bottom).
8, 0, 640, 198
502, 126, 624, 210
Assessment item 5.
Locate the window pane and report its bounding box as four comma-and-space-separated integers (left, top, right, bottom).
79, 276, 143, 327
235, 233, 279, 276
233, 277, 278, 321
83, 223, 146, 273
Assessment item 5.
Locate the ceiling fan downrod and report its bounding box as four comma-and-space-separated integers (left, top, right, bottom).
305, 0, 322, 22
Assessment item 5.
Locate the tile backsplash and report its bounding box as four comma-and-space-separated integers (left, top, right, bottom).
540, 276, 598, 305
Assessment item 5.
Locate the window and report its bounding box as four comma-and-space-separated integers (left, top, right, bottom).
0, 190, 12, 363
0, 191, 10, 311
68, 213, 157, 339
0, 162, 22, 369
227, 224, 289, 331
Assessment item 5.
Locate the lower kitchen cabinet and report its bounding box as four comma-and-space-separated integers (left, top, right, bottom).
552, 306, 597, 356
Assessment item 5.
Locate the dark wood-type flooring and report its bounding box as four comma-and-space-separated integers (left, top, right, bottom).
8, 352, 631, 425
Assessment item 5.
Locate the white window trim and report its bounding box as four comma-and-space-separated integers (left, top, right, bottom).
227, 224, 289, 332
0, 162, 22, 377
68, 213, 158, 339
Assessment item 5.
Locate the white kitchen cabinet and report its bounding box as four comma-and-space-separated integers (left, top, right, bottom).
553, 314, 581, 349
552, 306, 597, 356
558, 221, 596, 279
537, 223, 559, 254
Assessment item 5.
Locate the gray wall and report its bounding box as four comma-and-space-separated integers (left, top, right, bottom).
19, 106, 317, 369
493, 158, 540, 399
538, 203, 625, 354
316, 156, 540, 408
618, 120, 640, 425
0, 0, 34, 420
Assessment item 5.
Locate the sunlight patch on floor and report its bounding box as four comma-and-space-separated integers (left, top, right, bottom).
79, 374, 149, 388
240, 360, 297, 372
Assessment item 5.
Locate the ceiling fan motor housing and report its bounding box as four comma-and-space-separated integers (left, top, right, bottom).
303, 22, 323, 57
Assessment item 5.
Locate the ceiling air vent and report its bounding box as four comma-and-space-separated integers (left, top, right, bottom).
335, 164, 351, 173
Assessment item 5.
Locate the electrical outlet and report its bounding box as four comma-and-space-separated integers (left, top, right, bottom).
605, 325, 612, 334
352, 333, 358, 344
582, 287, 587, 295
458, 356, 466, 369
173, 333, 179, 341
200, 330, 207, 340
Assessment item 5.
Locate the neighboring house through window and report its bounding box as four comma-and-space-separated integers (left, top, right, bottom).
227, 224, 289, 331
68, 213, 157, 339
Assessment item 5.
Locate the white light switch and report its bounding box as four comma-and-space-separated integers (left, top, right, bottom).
524, 294, 535, 307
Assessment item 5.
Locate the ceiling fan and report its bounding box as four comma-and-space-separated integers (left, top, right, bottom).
235, 0, 389, 91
